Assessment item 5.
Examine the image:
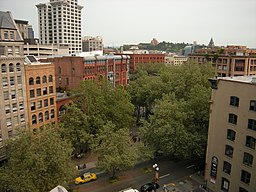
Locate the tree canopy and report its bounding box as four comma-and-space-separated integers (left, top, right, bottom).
0, 127, 75, 192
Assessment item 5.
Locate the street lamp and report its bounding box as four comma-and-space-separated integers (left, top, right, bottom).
153, 163, 160, 183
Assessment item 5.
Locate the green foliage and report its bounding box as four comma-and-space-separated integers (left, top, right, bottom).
73, 79, 135, 133
92, 122, 139, 178
59, 103, 92, 153
0, 128, 75, 192
129, 61, 216, 159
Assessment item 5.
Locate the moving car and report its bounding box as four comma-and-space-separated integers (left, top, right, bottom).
140, 183, 159, 192
75, 172, 97, 184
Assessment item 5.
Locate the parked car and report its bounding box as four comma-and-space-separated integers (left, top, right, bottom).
140, 183, 159, 192
75, 172, 97, 184
119, 187, 139, 192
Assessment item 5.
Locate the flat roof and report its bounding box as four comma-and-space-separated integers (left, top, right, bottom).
218, 75, 256, 83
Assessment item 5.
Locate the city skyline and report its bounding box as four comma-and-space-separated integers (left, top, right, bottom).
1, 0, 256, 48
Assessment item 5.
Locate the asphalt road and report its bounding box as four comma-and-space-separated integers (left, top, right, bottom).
70, 156, 197, 192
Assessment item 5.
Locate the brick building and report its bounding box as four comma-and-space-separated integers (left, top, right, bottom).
189, 46, 256, 77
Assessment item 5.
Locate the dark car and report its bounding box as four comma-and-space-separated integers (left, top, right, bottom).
140, 183, 159, 192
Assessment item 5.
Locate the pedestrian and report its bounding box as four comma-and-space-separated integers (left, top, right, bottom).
163, 184, 168, 192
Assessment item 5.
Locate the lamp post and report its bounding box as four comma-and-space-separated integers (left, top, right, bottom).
152, 163, 160, 191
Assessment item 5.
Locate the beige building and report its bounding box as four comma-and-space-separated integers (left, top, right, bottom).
165, 55, 188, 66
206, 76, 256, 192
0, 11, 28, 161
82, 36, 103, 52
189, 46, 256, 77
24, 56, 57, 130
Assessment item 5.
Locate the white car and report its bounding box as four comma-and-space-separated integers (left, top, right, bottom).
119, 187, 139, 192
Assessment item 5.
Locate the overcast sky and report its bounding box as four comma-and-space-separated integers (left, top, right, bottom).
1, 0, 256, 48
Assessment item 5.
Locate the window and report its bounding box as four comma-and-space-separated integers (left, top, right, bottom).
1, 64, 6, 73
8, 46, 13, 55
43, 87, 47, 95
50, 97, 54, 105
31, 102, 36, 111
4, 91, 9, 100
225, 145, 233, 158
223, 161, 231, 174
49, 86, 53, 93
2, 77, 8, 87
30, 90, 35, 98
228, 113, 237, 124
239, 187, 248, 192
249, 100, 256, 111
38, 100, 42, 109
20, 114, 25, 123
32, 115, 37, 125
15, 46, 19, 55
36, 88, 41, 96
18, 89, 23, 98
0, 46, 5, 55
4, 31, 8, 39
227, 129, 236, 141
17, 76, 22, 84
10, 77, 15, 86
42, 75, 47, 83
72, 68, 75, 76
49, 75, 53, 82
243, 153, 253, 167
19, 102, 24, 110
36, 76, 41, 84
11, 90, 16, 99
12, 103, 17, 112
44, 99, 48, 107
248, 119, 256, 131
6, 118, 12, 127
245, 136, 255, 149
50, 109, 55, 118
29, 77, 34, 85
38, 113, 43, 123
221, 177, 229, 192
45, 111, 49, 120
66, 77, 69, 85
16, 63, 21, 71
13, 116, 18, 125
9, 63, 14, 72
5, 104, 10, 114
241, 170, 251, 184
58, 66, 61, 74
10, 31, 14, 40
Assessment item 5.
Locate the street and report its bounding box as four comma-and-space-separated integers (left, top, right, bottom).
70, 156, 202, 192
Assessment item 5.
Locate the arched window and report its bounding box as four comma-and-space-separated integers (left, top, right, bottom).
45, 111, 49, 120
38, 113, 43, 123
29, 77, 34, 85
16, 63, 21, 71
9, 63, 14, 72
36, 76, 40, 84
32, 114, 37, 125
72, 68, 75, 76
1, 64, 6, 73
42, 75, 47, 83
49, 75, 53, 82
58, 66, 61, 74
50, 109, 55, 118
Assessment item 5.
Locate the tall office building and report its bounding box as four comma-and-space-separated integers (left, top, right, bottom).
36, 0, 83, 54
206, 76, 256, 192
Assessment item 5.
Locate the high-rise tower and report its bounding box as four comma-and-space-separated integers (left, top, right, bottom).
36, 0, 83, 54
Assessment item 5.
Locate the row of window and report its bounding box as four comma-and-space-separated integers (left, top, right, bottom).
1, 63, 21, 73
230, 96, 256, 111
29, 75, 53, 85
0, 46, 20, 56
30, 97, 54, 111
2, 76, 22, 87
29, 86, 54, 98
225, 135, 255, 154
228, 113, 256, 131
31, 109, 55, 125
6, 114, 25, 127
221, 175, 250, 192
3, 89, 23, 100
5, 102, 24, 114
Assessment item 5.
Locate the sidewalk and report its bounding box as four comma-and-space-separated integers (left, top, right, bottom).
72, 151, 98, 173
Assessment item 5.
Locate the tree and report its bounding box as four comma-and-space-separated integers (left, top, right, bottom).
0, 128, 75, 192
73, 79, 135, 133
59, 103, 92, 154
92, 122, 138, 178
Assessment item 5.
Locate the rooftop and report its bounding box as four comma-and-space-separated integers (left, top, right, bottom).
218, 75, 256, 84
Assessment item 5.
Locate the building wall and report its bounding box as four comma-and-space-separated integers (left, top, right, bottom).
82, 36, 103, 52
206, 77, 256, 192
189, 46, 256, 77
24, 63, 57, 130
0, 11, 28, 161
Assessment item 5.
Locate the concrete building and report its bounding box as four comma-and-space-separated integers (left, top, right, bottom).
82, 36, 103, 52
24, 55, 57, 130
206, 76, 256, 192
165, 55, 188, 66
0, 11, 28, 161
189, 45, 256, 77
36, 0, 83, 54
